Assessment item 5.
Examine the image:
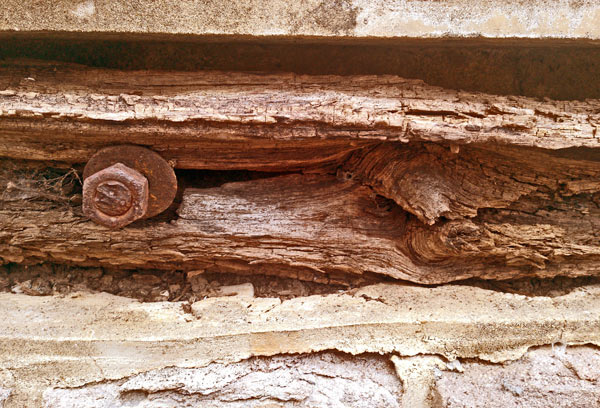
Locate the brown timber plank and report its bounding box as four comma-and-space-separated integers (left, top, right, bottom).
0, 59, 599, 172
2, 166, 600, 284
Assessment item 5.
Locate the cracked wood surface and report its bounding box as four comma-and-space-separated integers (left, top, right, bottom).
2, 159, 600, 283
2, 60, 600, 283
0, 60, 599, 172
344, 142, 600, 224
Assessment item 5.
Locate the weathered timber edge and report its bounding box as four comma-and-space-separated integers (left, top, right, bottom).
2, 61, 600, 283
0, 60, 598, 171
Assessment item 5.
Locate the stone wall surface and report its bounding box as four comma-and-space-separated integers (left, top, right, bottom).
1, 0, 600, 39
435, 346, 600, 408
1, 284, 600, 407
42, 353, 403, 408
33, 346, 600, 408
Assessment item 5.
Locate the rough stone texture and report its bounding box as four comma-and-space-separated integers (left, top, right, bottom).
1, 0, 600, 39
0, 389, 10, 408
392, 355, 447, 408
43, 353, 402, 408
0, 369, 12, 408
1, 283, 600, 405
436, 345, 600, 408
20, 345, 600, 407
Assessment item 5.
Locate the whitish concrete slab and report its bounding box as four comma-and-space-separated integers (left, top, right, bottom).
1, 0, 600, 40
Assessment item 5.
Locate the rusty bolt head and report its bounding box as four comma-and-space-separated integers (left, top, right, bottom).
82, 163, 149, 229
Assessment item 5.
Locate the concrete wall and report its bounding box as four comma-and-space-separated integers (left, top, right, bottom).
1, 0, 600, 39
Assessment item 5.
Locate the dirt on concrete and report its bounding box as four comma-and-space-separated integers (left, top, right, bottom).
2, 261, 600, 304
0, 262, 355, 303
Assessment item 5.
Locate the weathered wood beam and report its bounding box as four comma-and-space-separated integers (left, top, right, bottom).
344, 143, 600, 224
0, 168, 413, 282
2, 162, 600, 284
3, 61, 600, 283
0, 60, 599, 173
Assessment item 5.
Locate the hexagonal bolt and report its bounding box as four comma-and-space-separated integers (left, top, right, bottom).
82, 163, 149, 228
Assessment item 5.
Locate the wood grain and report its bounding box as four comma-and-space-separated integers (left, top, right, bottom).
2, 60, 600, 283
0, 60, 599, 172
2, 162, 600, 284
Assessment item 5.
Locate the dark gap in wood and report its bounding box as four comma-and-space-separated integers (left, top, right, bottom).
0, 159, 300, 222
1, 34, 599, 100
456, 275, 600, 298
176, 168, 297, 190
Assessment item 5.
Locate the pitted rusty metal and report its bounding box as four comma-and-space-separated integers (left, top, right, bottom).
82, 145, 177, 228
93, 179, 134, 217
83, 163, 149, 228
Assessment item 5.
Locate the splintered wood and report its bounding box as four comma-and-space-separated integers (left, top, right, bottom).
1, 59, 600, 284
